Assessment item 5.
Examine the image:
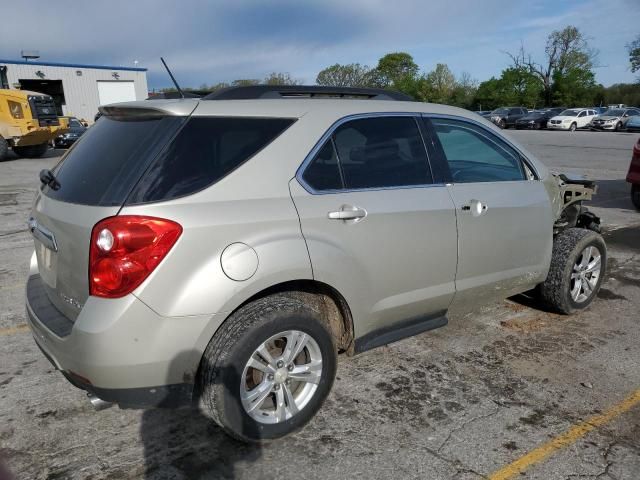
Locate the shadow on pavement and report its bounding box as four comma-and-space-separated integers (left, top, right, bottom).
0, 147, 63, 163
590, 179, 635, 211
0, 453, 15, 480
140, 351, 262, 480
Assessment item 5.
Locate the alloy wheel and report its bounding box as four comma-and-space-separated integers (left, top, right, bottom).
240, 330, 323, 424
570, 246, 602, 303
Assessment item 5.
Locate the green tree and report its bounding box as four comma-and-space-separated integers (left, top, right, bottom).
602, 83, 640, 106
473, 68, 542, 109
474, 78, 501, 110
627, 35, 640, 76
375, 52, 419, 88
418, 63, 457, 104
231, 79, 261, 87
264, 72, 300, 85
508, 25, 597, 105
450, 72, 479, 109
316, 63, 378, 87
551, 67, 598, 107
500, 67, 544, 107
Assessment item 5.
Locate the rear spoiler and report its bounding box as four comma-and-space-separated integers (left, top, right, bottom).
98, 106, 170, 119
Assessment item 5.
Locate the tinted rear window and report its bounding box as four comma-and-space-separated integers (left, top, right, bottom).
127, 117, 294, 204
43, 115, 294, 206
44, 116, 184, 206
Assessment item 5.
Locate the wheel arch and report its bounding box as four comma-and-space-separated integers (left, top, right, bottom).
197, 279, 355, 362
191, 279, 354, 405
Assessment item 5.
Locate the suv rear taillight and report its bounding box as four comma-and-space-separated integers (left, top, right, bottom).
89, 216, 182, 298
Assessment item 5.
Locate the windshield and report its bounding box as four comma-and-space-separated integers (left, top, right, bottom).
603, 109, 624, 117
491, 108, 509, 115
526, 112, 544, 118
559, 109, 580, 117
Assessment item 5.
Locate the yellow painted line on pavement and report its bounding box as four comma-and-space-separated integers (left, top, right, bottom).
0, 324, 30, 336
489, 388, 640, 480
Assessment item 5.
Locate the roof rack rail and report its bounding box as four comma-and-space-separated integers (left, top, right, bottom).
147, 91, 201, 100
202, 85, 413, 101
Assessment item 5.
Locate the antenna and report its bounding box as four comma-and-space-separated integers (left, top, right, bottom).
160, 57, 184, 99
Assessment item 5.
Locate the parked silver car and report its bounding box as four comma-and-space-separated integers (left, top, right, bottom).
590, 107, 640, 131
25, 86, 606, 442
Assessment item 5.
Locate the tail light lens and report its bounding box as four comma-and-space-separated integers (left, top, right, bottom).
89, 216, 182, 298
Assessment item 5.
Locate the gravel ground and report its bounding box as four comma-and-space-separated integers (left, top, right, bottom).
0, 130, 639, 480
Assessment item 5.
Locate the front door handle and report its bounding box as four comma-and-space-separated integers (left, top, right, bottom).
461, 199, 488, 217
328, 205, 367, 221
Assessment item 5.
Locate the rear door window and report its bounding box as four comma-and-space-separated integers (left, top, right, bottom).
332, 116, 432, 189
301, 140, 343, 191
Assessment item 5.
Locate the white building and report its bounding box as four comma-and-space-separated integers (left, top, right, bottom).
0, 59, 148, 122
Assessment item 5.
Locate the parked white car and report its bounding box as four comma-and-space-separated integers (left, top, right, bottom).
548, 108, 597, 131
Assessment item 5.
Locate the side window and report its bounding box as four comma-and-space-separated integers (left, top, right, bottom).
301, 140, 343, 191
431, 118, 526, 183
332, 116, 432, 189
578, 111, 585, 117
128, 117, 294, 203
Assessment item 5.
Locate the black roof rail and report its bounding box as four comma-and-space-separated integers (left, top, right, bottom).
202, 85, 414, 101
147, 91, 201, 100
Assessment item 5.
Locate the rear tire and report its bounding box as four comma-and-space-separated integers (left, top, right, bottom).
632, 184, 640, 210
0, 136, 8, 161
540, 228, 606, 314
569, 123, 577, 132
13, 143, 49, 158
197, 294, 337, 443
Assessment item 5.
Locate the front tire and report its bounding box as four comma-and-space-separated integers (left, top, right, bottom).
0, 136, 8, 161
13, 143, 48, 158
197, 294, 337, 442
632, 184, 640, 210
540, 228, 606, 314
569, 122, 577, 132
615, 122, 623, 132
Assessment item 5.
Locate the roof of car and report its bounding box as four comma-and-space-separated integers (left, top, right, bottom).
101, 97, 482, 123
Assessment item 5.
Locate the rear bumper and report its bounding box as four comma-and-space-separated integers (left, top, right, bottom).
26, 268, 219, 407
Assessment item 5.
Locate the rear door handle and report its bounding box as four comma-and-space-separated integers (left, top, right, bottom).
328, 205, 367, 221
461, 199, 488, 217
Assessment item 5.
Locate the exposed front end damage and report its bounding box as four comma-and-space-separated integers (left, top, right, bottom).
552, 173, 601, 235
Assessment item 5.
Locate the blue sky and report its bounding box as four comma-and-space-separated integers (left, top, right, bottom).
1, 0, 638, 89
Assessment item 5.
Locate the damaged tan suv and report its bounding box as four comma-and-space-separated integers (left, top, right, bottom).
26, 86, 605, 442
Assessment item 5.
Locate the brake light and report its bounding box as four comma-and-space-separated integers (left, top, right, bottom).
89, 216, 182, 298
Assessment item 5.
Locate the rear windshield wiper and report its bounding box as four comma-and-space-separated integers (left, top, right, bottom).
39, 169, 61, 191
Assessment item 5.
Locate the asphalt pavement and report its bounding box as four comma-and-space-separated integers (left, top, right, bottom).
0, 130, 639, 480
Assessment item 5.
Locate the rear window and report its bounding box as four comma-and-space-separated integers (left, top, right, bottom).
43, 115, 294, 206
44, 116, 184, 206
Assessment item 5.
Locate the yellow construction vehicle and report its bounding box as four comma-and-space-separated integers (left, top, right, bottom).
0, 89, 69, 160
